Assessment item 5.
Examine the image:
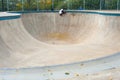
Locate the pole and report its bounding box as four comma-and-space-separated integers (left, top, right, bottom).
2, 0, 3, 11
22, 0, 24, 11
117, 0, 119, 10
67, 0, 69, 10
100, 0, 102, 10
37, 0, 39, 11
51, 0, 54, 11
83, 0, 85, 10
7, 0, 9, 11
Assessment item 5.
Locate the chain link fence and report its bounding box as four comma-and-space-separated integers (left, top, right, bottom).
0, 0, 120, 11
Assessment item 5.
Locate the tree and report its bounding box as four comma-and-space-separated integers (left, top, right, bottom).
24, 0, 37, 11
39, 0, 52, 10
104, 0, 118, 9
0, 0, 119, 11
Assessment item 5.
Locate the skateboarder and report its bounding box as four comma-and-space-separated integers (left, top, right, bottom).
59, 9, 66, 16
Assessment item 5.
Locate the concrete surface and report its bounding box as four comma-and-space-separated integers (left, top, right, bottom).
1, 52, 120, 80
0, 12, 20, 17
0, 11, 120, 80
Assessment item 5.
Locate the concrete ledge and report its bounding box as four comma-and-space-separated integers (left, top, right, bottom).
9, 10, 120, 16
0, 12, 21, 20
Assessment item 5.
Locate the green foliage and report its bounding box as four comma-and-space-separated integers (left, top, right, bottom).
23, 0, 37, 11
104, 0, 118, 9
39, 0, 52, 10
67, 0, 83, 10
54, 0, 67, 10
0, 0, 120, 11
85, 0, 100, 10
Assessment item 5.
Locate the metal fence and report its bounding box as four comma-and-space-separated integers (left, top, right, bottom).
0, 0, 120, 11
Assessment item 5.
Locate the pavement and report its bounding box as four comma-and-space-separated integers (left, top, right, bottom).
0, 11, 120, 80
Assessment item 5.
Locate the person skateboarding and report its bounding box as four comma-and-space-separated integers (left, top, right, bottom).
59, 9, 66, 16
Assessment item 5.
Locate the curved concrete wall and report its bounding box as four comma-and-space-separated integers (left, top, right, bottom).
0, 12, 120, 67
22, 13, 120, 45
22, 13, 99, 44
0, 11, 120, 80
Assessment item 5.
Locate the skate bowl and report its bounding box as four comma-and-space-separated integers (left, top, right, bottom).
1, 11, 120, 80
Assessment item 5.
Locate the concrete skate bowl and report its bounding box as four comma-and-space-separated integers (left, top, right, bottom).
0, 11, 120, 70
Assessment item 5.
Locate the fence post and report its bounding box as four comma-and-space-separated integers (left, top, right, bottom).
7, 0, 9, 11
83, 0, 85, 10
37, 0, 39, 11
67, 0, 70, 10
100, 0, 102, 10
1, 0, 4, 11
22, 0, 24, 11
117, 0, 119, 10
51, 0, 54, 11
